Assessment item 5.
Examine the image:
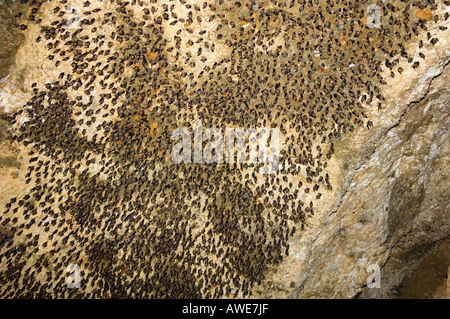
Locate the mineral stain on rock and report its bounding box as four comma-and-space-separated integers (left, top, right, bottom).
0, 0, 26, 80
387, 176, 425, 239
0, 156, 21, 169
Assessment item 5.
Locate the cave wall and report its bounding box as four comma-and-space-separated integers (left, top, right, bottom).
296, 63, 449, 298
0, 0, 448, 299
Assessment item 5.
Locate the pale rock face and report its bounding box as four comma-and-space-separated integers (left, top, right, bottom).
296, 64, 450, 299
290, 40, 450, 299
0, 0, 449, 298
246, 8, 450, 298
251, 9, 450, 298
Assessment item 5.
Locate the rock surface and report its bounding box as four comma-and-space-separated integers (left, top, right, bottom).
0, 1, 449, 298
297, 60, 450, 299
252, 5, 450, 298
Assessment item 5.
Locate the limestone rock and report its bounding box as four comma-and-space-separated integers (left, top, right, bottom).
0, 0, 449, 299
297, 63, 450, 299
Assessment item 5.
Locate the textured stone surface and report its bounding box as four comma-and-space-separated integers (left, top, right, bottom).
398, 241, 450, 299
0, 0, 449, 299
0, 0, 25, 81
296, 62, 450, 299
253, 7, 450, 298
